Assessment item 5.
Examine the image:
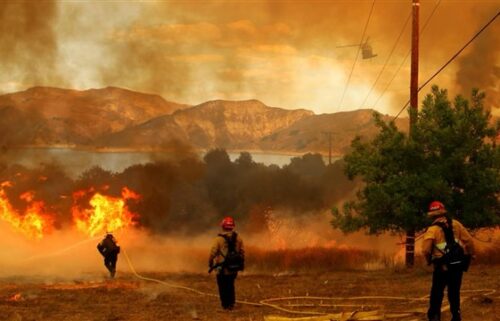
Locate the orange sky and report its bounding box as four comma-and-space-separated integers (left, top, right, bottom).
0, 0, 498, 115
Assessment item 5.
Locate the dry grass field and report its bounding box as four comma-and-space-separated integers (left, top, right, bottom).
1, 264, 498, 321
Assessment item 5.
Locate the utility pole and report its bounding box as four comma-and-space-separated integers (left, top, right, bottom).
410, 0, 420, 128
328, 131, 332, 165
323, 131, 333, 165
406, 0, 420, 268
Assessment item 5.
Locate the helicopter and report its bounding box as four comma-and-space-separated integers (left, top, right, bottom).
336, 37, 378, 59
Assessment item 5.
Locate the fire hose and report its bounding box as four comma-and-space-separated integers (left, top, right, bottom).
10, 239, 496, 321
122, 248, 496, 320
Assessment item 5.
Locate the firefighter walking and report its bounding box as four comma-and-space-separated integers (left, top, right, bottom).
422, 201, 475, 321
97, 232, 121, 278
208, 216, 245, 310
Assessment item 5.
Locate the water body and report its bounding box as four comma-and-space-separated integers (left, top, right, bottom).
1, 148, 340, 178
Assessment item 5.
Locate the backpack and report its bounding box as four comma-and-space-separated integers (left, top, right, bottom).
433, 218, 470, 272
97, 236, 120, 257
220, 232, 244, 272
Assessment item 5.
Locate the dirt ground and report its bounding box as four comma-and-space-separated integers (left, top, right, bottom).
1, 265, 498, 321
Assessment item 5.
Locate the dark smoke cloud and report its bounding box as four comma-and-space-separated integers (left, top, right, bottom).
456, 16, 500, 110
0, 1, 63, 88
3, 1, 497, 114
0, 150, 357, 236
100, 36, 193, 101
116, 1, 500, 112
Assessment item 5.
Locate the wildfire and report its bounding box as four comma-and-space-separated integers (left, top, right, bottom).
72, 187, 140, 236
6, 293, 23, 302
0, 181, 53, 239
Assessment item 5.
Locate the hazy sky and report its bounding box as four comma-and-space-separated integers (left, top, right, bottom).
0, 0, 498, 115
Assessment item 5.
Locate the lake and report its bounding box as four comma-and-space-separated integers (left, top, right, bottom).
1, 148, 340, 178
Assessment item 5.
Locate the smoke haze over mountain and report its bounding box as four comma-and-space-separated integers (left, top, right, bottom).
0, 1, 498, 115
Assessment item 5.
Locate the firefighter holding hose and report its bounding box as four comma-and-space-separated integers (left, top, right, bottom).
97, 232, 121, 278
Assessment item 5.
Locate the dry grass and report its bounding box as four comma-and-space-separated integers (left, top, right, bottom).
474, 240, 500, 265
247, 245, 500, 273
0, 264, 498, 321
247, 246, 380, 273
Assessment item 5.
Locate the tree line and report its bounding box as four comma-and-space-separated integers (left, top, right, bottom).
0, 149, 356, 235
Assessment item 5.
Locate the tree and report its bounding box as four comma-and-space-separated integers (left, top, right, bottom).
203, 148, 240, 217
332, 86, 500, 266
287, 153, 326, 179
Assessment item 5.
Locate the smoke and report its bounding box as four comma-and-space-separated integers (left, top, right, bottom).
115, 1, 499, 113
456, 14, 500, 110
0, 1, 64, 90
0, 224, 213, 278
1, 138, 496, 276
0, 149, 401, 278
2, 1, 497, 114
0, 150, 358, 235
99, 36, 193, 103
0, 209, 400, 278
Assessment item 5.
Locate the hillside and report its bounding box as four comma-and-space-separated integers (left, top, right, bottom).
0, 86, 187, 145
0, 86, 414, 154
95, 99, 315, 150
259, 110, 409, 155
97, 104, 409, 154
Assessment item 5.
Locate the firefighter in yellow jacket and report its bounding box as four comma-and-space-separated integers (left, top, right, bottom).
422, 201, 475, 321
208, 216, 244, 310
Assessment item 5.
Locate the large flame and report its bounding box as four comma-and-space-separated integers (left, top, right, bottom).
72, 187, 140, 237
0, 181, 53, 239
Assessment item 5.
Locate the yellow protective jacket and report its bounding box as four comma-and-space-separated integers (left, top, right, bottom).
422, 217, 475, 266
208, 231, 244, 275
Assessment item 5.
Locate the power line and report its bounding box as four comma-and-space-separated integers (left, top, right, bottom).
337, 0, 376, 111
373, 0, 442, 108
360, 11, 411, 108
393, 10, 500, 120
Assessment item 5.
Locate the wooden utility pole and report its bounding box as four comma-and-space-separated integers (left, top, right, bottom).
410, 0, 420, 127
406, 0, 420, 268
328, 131, 332, 165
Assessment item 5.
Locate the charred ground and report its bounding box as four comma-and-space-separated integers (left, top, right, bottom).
1, 265, 498, 321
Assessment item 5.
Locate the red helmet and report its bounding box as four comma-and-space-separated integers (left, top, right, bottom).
427, 201, 447, 217
220, 216, 235, 230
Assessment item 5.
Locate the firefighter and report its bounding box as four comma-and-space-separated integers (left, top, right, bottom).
422, 201, 475, 321
208, 216, 245, 310
97, 232, 121, 278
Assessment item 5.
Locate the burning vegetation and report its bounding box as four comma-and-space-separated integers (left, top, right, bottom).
0, 148, 497, 277
0, 150, 357, 239
72, 187, 140, 237
0, 181, 53, 239
0, 178, 140, 240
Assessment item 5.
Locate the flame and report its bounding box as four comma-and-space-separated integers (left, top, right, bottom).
72, 187, 140, 236
0, 181, 53, 239
6, 293, 23, 302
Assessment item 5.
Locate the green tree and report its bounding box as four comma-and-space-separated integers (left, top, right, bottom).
332, 86, 500, 266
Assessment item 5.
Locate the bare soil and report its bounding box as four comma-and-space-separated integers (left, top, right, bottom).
1, 265, 498, 321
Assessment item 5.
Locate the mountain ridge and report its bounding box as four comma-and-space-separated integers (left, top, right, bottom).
0, 86, 188, 146
0, 86, 409, 155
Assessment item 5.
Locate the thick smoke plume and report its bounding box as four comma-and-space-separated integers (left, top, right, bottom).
0, 150, 356, 235
456, 15, 500, 110
1, 149, 498, 278
1, 1, 498, 114
0, 1, 63, 89
0, 150, 371, 276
